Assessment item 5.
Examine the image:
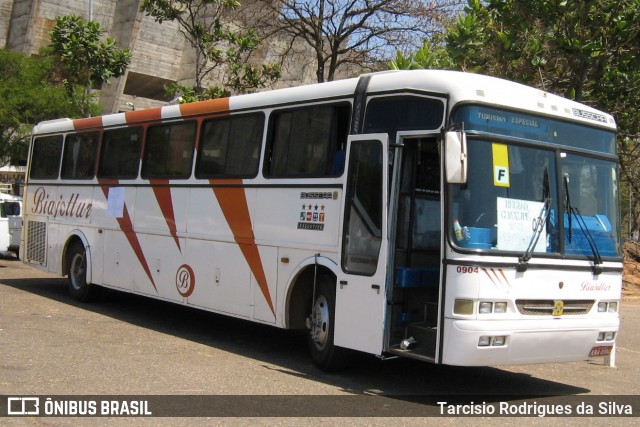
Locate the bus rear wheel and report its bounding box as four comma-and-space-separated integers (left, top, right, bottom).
307, 274, 351, 371
66, 242, 100, 302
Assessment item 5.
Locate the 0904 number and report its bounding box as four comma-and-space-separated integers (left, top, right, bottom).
456, 266, 479, 274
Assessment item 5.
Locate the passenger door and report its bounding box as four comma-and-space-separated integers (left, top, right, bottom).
334, 134, 389, 355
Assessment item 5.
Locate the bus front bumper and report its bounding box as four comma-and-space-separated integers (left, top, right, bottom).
441, 317, 619, 366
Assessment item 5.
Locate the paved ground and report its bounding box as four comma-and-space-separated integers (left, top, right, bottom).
0, 256, 638, 425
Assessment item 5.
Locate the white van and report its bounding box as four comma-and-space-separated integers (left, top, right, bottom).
0, 192, 21, 257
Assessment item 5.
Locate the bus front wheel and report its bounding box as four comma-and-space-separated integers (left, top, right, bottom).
66, 242, 100, 302
307, 275, 351, 371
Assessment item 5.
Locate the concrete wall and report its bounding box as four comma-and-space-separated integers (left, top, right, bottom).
1, 0, 320, 114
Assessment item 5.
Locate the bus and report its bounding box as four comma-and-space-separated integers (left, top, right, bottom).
1, 186, 22, 258
22, 70, 621, 370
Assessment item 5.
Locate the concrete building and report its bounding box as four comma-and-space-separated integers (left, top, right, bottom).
1, 0, 318, 113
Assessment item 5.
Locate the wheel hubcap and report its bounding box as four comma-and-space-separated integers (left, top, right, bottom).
310, 295, 330, 350
70, 252, 86, 290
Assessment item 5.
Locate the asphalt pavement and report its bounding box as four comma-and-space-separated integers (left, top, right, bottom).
0, 256, 638, 425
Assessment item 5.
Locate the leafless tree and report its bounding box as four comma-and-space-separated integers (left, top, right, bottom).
247, 0, 461, 83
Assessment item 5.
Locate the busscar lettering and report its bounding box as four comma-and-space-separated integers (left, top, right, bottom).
572, 108, 608, 123
300, 192, 333, 200
31, 187, 92, 219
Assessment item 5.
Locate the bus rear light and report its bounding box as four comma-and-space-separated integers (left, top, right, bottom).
478, 336, 507, 347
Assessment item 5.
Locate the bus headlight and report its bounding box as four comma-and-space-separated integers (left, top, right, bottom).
492, 336, 506, 346
479, 302, 493, 314
478, 301, 508, 314
478, 335, 506, 347
454, 299, 474, 315
597, 301, 619, 313
597, 331, 616, 342
494, 302, 507, 313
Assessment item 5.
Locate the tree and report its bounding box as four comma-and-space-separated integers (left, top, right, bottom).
395, 0, 640, 238
47, 15, 131, 117
141, 0, 281, 101
448, 0, 640, 238
250, 0, 461, 83
389, 36, 454, 71
0, 50, 84, 165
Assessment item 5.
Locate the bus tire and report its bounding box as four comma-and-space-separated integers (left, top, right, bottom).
307, 274, 351, 371
66, 242, 100, 302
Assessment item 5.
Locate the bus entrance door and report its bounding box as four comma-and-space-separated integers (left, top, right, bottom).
334, 134, 389, 355
387, 136, 442, 361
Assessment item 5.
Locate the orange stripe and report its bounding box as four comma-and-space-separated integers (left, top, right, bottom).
498, 268, 511, 287
482, 268, 498, 288
125, 107, 162, 123
73, 116, 103, 130
211, 179, 275, 317
98, 180, 158, 293
151, 179, 181, 252
179, 98, 230, 118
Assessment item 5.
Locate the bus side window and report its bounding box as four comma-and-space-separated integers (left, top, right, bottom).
142, 121, 196, 179
196, 113, 264, 178
61, 132, 99, 179
30, 135, 63, 179
266, 103, 350, 178
98, 127, 143, 179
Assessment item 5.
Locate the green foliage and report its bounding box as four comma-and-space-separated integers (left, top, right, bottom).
390, 36, 454, 71
141, 0, 280, 100
0, 50, 85, 165
47, 15, 131, 116
393, 0, 640, 235
451, 0, 640, 234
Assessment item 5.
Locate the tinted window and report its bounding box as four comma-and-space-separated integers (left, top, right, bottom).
197, 113, 264, 178
267, 104, 350, 177
98, 127, 143, 179
61, 132, 99, 179
142, 122, 196, 179
364, 96, 444, 133
342, 141, 383, 275
30, 135, 63, 179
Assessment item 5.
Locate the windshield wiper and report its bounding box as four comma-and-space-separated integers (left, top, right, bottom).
517, 168, 550, 272
564, 175, 603, 274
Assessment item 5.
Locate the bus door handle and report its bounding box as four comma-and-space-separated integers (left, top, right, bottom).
371, 284, 380, 294
339, 280, 348, 289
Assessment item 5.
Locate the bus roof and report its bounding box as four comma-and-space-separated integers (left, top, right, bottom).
32, 70, 616, 135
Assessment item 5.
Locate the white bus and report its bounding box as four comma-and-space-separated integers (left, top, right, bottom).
22, 70, 621, 370
0, 190, 21, 258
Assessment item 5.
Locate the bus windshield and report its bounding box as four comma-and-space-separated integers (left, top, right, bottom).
449, 106, 620, 259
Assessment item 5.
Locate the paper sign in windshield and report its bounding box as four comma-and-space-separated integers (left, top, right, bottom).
497, 197, 546, 252
106, 186, 125, 218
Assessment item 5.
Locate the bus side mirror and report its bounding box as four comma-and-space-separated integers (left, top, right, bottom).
445, 130, 468, 184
